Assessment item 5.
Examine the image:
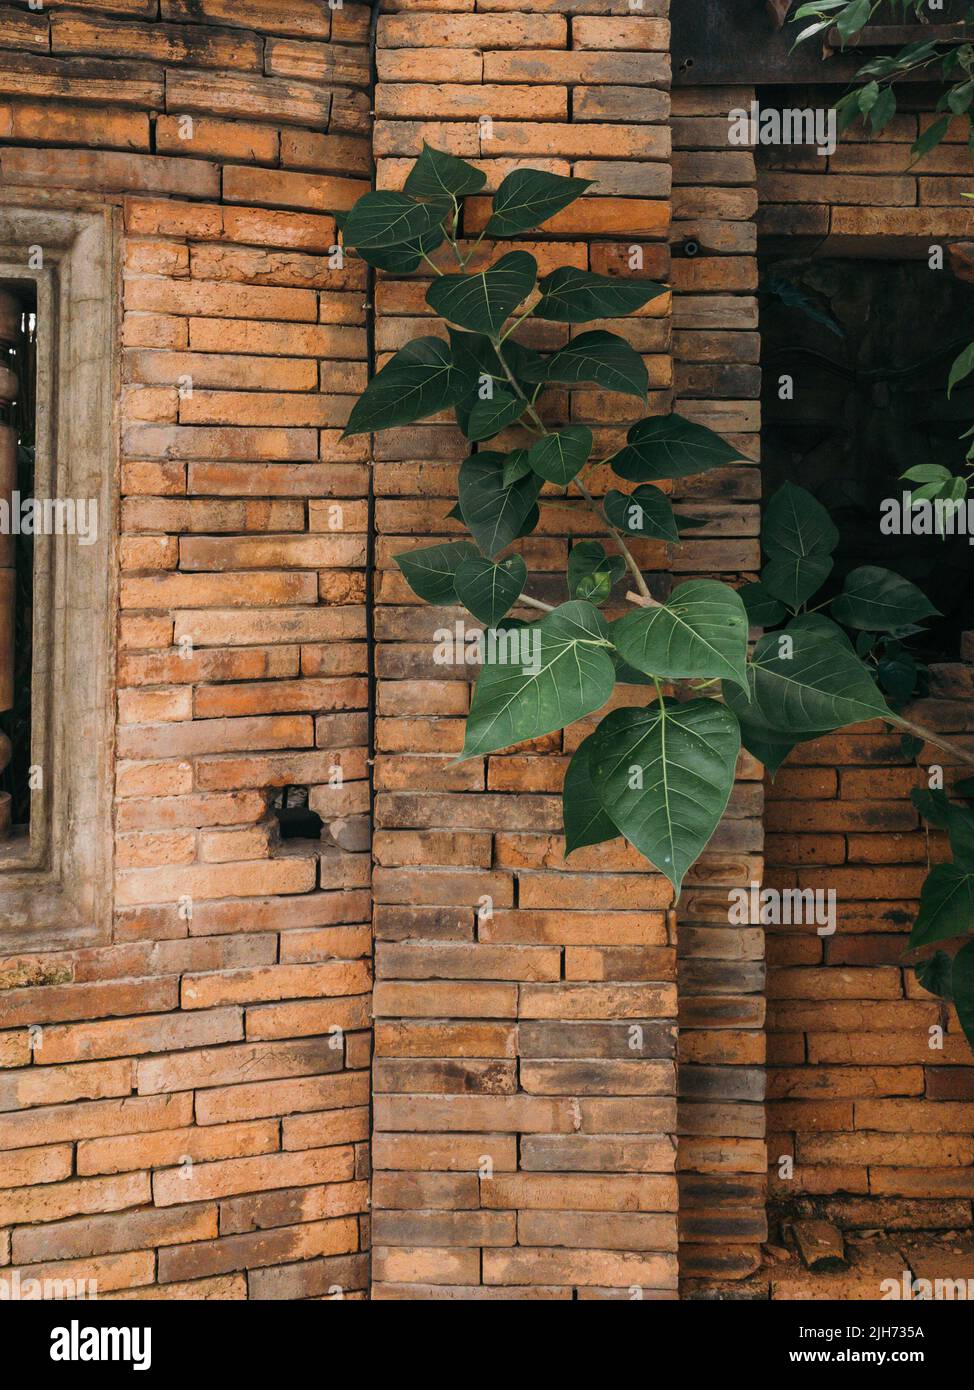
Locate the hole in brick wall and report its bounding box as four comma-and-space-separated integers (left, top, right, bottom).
758, 254, 974, 660
272, 785, 323, 841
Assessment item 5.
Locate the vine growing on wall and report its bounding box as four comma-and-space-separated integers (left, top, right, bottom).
338, 146, 974, 1046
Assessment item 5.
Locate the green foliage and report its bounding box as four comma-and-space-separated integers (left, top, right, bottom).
340, 147, 948, 899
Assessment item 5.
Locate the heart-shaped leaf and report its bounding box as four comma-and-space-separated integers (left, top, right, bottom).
603, 485, 678, 541
740, 581, 787, 627
762, 481, 839, 562
520, 330, 648, 400
404, 143, 486, 200
343, 191, 447, 249
589, 697, 741, 894
612, 413, 746, 482
485, 169, 592, 238
831, 565, 940, 632
533, 267, 667, 323
568, 541, 625, 605
461, 601, 616, 759
732, 629, 889, 734
343, 336, 474, 437
610, 579, 749, 688
457, 452, 541, 557
466, 389, 526, 441
915, 950, 954, 1001
951, 941, 974, 1053
909, 863, 974, 949
454, 554, 527, 625
395, 541, 479, 604
356, 224, 445, 274
563, 732, 619, 854
761, 553, 833, 609
527, 426, 593, 485
427, 251, 538, 336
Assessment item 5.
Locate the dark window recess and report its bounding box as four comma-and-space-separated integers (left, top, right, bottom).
0, 285, 35, 841
273, 785, 323, 841
759, 256, 974, 660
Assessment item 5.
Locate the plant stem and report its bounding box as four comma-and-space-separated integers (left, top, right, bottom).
890, 714, 974, 771
518, 592, 554, 613
489, 334, 656, 605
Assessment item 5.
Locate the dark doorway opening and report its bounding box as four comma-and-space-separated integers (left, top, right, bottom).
759, 255, 974, 662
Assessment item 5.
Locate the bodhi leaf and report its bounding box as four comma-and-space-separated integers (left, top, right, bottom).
460, 601, 616, 759
343, 191, 448, 249
395, 541, 479, 604
520, 330, 648, 400
610, 579, 749, 689
951, 941, 974, 1055
787, 613, 856, 653
404, 143, 486, 200
915, 950, 954, 1001
909, 864, 974, 949
466, 389, 526, 441
343, 336, 475, 437
830, 565, 940, 632
563, 732, 619, 854
454, 554, 526, 625
612, 413, 746, 483
426, 252, 537, 336
589, 696, 741, 894
911, 787, 952, 830
356, 224, 445, 274
734, 629, 889, 734
740, 581, 787, 627
567, 541, 625, 605
457, 452, 541, 557
527, 426, 593, 485
485, 169, 592, 238
760, 483, 839, 608
533, 267, 667, 323
603, 485, 678, 541
761, 554, 833, 610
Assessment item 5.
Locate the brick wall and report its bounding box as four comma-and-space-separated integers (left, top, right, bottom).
755, 93, 974, 1273
0, 0, 373, 1299
369, 0, 685, 1300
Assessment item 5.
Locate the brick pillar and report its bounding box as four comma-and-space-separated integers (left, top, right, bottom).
0, 288, 17, 839
371, 0, 680, 1299
670, 84, 768, 1294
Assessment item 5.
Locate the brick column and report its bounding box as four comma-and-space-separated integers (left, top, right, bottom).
670, 84, 768, 1294
371, 0, 679, 1299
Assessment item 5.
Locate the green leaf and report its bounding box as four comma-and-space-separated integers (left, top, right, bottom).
902, 464, 952, 485
567, 541, 625, 605
948, 340, 974, 397
787, 613, 855, 652
355, 224, 445, 273
901, 733, 925, 761
915, 950, 953, 1001
466, 388, 526, 441
610, 579, 749, 689
404, 143, 486, 200
831, 566, 939, 632
520, 330, 648, 400
761, 554, 834, 609
612, 413, 746, 483
426, 251, 537, 336
740, 581, 787, 627
589, 697, 741, 894
951, 940, 974, 1054
533, 267, 667, 323
760, 481, 839, 606
485, 169, 592, 238
457, 451, 541, 557
603, 485, 678, 541
947, 802, 974, 871
911, 114, 950, 164
395, 540, 479, 603
736, 629, 890, 734
911, 787, 952, 830
526, 426, 593, 485
909, 863, 974, 949
454, 554, 526, 624
343, 336, 475, 437
870, 84, 896, 133
343, 191, 447, 249
502, 449, 532, 487
461, 601, 616, 759
763, 481, 839, 560
563, 733, 619, 854
836, 0, 871, 41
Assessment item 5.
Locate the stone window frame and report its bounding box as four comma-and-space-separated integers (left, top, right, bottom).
0, 204, 118, 951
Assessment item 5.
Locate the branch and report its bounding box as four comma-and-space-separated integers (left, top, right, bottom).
890, 713, 974, 771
